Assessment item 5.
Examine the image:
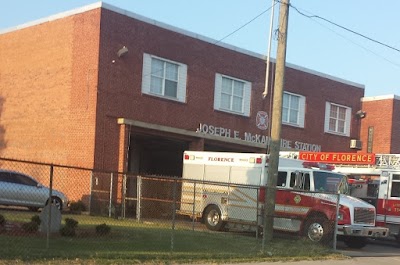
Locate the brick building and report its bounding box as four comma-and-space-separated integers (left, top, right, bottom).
359, 95, 400, 153
0, 2, 384, 182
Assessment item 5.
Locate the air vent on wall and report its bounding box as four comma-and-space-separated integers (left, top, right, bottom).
350, 139, 362, 149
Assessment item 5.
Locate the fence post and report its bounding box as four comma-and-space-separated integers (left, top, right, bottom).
46, 164, 54, 250
136, 176, 142, 222
89, 171, 93, 213
109, 173, 113, 218
122, 174, 127, 219
171, 179, 178, 252
192, 181, 196, 231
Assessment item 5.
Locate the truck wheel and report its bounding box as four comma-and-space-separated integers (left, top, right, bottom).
343, 236, 367, 249
204, 205, 224, 231
395, 234, 400, 244
303, 217, 332, 244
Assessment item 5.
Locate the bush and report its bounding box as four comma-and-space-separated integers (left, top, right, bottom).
22, 221, 39, 233
95, 223, 111, 236
69, 200, 87, 213
31, 215, 41, 226
65, 218, 78, 229
0, 214, 5, 227
60, 217, 79, 237
59, 225, 76, 237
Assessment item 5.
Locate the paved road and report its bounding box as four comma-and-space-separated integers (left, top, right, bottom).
185, 238, 399, 265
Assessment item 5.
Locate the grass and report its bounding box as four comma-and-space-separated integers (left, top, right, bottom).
0, 210, 346, 264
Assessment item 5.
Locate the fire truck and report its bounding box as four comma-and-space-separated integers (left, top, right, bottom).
281, 151, 400, 244
333, 154, 400, 243
178, 151, 389, 248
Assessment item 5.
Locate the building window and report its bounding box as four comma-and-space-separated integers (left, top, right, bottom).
282, 92, 305, 128
141, 53, 187, 102
214, 74, 251, 116
324, 102, 351, 136
390, 174, 400, 198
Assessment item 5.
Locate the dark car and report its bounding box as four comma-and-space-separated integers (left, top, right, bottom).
0, 169, 69, 211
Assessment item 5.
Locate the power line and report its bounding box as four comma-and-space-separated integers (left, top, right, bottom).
286, 1, 400, 53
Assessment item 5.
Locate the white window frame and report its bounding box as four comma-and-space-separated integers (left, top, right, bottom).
214, 73, 251, 117
324, 102, 351, 136
282, 92, 305, 128
141, 53, 187, 103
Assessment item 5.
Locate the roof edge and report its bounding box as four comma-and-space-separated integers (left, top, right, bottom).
362, 94, 400, 102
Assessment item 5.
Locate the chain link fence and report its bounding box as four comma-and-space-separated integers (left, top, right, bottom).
0, 157, 344, 260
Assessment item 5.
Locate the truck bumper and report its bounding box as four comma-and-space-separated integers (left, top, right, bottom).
338, 225, 389, 238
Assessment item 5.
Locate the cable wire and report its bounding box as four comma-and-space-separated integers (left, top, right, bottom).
286, 1, 400, 53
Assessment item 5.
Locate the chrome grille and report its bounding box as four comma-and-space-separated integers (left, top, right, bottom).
354, 207, 375, 225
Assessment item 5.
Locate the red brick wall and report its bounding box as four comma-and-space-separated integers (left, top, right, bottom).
0, 9, 102, 168
391, 99, 400, 153
360, 98, 394, 153
93, 8, 364, 164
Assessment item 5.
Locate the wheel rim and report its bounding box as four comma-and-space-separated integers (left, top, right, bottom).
207, 209, 220, 227
307, 222, 324, 242
52, 198, 62, 210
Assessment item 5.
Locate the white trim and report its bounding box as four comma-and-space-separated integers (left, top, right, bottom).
324, 102, 351, 137
362, 94, 400, 102
0, 1, 365, 89
282, 92, 305, 128
214, 73, 251, 117
141, 53, 187, 103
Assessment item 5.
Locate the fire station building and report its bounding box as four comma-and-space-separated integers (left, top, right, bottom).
0, 2, 398, 178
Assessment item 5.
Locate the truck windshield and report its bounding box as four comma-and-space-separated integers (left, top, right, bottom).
313, 171, 349, 194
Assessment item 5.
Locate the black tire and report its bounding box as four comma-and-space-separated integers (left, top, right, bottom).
395, 234, 400, 244
303, 217, 333, 244
203, 205, 224, 231
343, 236, 367, 249
46, 197, 63, 211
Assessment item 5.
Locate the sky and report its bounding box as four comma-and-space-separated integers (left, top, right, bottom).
1, 0, 399, 97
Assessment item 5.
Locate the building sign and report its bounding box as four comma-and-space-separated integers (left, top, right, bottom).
299, 152, 376, 165
196, 123, 322, 152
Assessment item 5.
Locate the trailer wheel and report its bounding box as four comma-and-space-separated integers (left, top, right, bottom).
303, 217, 332, 244
343, 236, 367, 249
204, 205, 224, 231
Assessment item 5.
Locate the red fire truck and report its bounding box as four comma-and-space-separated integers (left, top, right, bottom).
178, 151, 389, 248
282, 152, 400, 243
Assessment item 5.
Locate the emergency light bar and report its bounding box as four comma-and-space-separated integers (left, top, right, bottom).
249, 157, 262, 164
302, 161, 335, 171
184, 154, 194, 160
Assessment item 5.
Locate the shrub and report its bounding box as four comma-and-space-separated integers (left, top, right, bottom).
60, 217, 79, 237
69, 200, 87, 213
0, 214, 5, 227
65, 218, 78, 229
31, 215, 41, 226
22, 221, 39, 233
95, 223, 111, 236
59, 225, 76, 237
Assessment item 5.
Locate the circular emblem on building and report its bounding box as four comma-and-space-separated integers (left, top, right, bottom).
256, 111, 269, 130
294, 195, 301, 204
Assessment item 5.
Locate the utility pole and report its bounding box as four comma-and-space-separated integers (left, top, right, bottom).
263, 0, 290, 245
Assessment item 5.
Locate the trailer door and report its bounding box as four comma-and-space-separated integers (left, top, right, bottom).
226, 166, 262, 222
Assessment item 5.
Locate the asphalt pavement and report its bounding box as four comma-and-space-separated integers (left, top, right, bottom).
182, 238, 400, 265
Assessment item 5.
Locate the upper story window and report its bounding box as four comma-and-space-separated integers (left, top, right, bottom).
282, 92, 305, 128
324, 102, 351, 136
214, 73, 251, 117
141, 53, 187, 102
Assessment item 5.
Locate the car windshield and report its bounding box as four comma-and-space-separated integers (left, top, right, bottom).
313, 171, 349, 194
